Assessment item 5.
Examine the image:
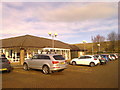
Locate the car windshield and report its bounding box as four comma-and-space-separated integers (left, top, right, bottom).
110, 55, 114, 56
53, 55, 65, 60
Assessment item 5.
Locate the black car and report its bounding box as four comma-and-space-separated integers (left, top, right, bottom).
94, 55, 107, 65
0, 57, 12, 73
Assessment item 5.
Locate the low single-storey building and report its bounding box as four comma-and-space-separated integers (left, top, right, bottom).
0, 35, 85, 65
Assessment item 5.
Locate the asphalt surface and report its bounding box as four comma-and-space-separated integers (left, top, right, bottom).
2, 60, 118, 88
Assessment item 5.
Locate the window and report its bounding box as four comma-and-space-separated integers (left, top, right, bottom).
79, 56, 92, 59
79, 56, 86, 59
53, 55, 65, 60
94, 55, 99, 58
38, 55, 50, 60
85, 56, 92, 59
94, 56, 98, 59
32, 55, 38, 59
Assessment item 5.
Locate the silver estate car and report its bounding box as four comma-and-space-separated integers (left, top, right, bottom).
23, 54, 67, 74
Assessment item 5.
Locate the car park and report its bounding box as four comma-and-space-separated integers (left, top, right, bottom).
70, 55, 100, 67
23, 54, 67, 74
0, 56, 12, 73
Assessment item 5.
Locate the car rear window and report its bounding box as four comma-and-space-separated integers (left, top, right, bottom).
94, 55, 99, 58
101, 55, 106, 57
53, 55, 65, 60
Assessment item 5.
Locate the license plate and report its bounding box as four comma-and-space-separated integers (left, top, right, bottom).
101, 61, 105, 62
60, 62, 65, 64
0, 68, 7, 71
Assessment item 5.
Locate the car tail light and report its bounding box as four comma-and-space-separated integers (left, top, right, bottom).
94, 58, 97, 60
101, 58, 105, 60
52, 61, 59, 64
8, 61, 10, 64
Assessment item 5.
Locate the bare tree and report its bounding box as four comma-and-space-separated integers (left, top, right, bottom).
92, 34, 105, 43
91, 35, 105, 53
107, 31, 118, 41
107, 31, 118, 52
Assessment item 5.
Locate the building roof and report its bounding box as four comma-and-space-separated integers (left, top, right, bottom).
0, 35, 81, 50
69, 45, 83, 51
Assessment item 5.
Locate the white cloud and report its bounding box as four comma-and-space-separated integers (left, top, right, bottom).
3, 2, 117, 22
1, 2, 118, 43
37, 3, 117, 22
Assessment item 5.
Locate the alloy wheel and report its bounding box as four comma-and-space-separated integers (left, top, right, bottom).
43, 66, 50, 74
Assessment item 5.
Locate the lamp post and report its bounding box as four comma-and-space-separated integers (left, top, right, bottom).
97, 43, 100, 53
82, 40, 87, 55
48, 32, 58, 49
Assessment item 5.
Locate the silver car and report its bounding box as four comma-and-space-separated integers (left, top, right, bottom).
23, 54, 67, 74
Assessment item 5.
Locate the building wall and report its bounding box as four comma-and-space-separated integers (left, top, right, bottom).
71, 51, 84, 59
0, 48, 71, 64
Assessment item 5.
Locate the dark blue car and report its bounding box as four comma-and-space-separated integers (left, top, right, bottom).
100, 55, 110, 62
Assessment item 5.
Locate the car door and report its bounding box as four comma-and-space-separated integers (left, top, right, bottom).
28, 55, 39, 69
33, 55, 51, 69
77, 56, 86, 64
83, 56, 92, 65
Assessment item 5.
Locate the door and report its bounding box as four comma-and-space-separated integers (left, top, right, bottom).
82, 56, 92, 65
34, 55, 51, 69
28, 55, 39, 69
77, 56, 86, 64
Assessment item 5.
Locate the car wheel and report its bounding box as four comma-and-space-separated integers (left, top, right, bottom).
72, 61, 76, 65
42, 66, 51, 74
100, 62, 103, 65
7, 70, 11, 73
23, 64, 29, 71
90, 62, 95, 67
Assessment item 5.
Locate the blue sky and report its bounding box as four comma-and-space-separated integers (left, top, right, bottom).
1, 1, 118, 44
